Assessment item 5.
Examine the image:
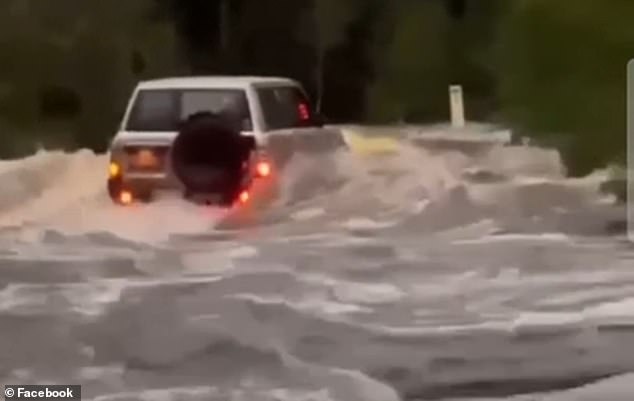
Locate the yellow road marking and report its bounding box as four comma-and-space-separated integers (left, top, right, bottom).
341, 129, 400, 156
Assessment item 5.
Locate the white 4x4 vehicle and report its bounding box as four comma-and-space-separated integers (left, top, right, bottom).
107, 76, 344, 206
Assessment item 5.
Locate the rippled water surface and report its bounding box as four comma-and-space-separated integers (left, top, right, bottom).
0, 127, 632, 401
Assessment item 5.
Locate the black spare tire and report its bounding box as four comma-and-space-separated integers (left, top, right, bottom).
171, 112, 254, 195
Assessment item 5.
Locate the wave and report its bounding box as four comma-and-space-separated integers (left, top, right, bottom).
0, 126, 618, 242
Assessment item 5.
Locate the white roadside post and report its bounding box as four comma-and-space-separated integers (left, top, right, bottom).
625, 59, 634, 242
449, 85, 465, 129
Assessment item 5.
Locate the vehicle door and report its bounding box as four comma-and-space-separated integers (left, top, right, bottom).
254, 84, 343, 168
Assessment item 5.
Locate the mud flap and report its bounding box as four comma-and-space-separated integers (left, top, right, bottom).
107, 177, 122, 202
107, 177, 154, 204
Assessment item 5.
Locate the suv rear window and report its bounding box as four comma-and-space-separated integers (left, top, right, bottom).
125, 89, 251, 132
256, 86, 316, 131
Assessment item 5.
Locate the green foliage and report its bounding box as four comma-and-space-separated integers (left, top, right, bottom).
368, 1, 450, 122
0, 0, 182, 157
297, 0, 360, 110
312, 0, 358, 50
0, 0, 631, 175
497, 0, 634, 175
367, 0, 500, 123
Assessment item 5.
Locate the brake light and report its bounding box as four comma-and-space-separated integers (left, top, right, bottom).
119, 190, 133, 205
255, 161, 271, 177
298, 103, 310, 121
109, 162, 121, 178
238, 190, 250, 204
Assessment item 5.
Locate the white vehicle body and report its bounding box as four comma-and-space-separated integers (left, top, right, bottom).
108, 76, 344, 195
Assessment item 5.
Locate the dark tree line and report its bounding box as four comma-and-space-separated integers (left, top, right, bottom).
0, 0, 630, 175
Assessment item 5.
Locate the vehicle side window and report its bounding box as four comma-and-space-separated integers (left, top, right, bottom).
256, 86, 314, 131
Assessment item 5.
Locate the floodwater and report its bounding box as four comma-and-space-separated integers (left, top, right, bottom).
0, 126, 632, 401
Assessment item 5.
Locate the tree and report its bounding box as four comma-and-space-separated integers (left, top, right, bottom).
497, 0, 634, 174
445, 0, 466, 19
0, 0, 182, 155
299, 0, 359, 112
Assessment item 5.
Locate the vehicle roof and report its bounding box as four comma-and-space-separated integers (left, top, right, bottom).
136, 76, 299, 90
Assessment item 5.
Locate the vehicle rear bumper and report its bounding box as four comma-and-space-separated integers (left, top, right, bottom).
107, 172, 182, 202
107, 170, 252, 204
120, 172, 181, 190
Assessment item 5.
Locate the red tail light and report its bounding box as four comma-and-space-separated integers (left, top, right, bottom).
255, 161, 271, 177
119, 190, 133, 205
298, 103, 310, 121
238, 190, 250, 204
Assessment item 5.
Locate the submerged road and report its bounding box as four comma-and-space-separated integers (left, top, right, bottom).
0, 127, 632, 401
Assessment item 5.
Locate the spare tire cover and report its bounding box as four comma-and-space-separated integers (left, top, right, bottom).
171, 112, 250, 192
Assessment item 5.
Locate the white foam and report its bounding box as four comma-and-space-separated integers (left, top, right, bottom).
266, 389, 334, 401
536, 286, 634, 309
511, 312, 585, 330
0, 129, 610, 245
453, 232, 572, 245
0, 150, 107, 226
181, 251, 237, 274
279, 348, 401, 401
341, 218, 396, 230
583, 297, 634, 321
74, 365, 124, 381
0, 150, 225, 242
291, 207, 326, 221
0, 281, 127, 315
227, 245, 259, 259
362, 321, 515, 338
0, 275, 225, 315
228, 293, 372, 316
369, 296, 634, 340
7, 369, 33, 381
91, 386, 219, 401
332, 282, 406, 305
